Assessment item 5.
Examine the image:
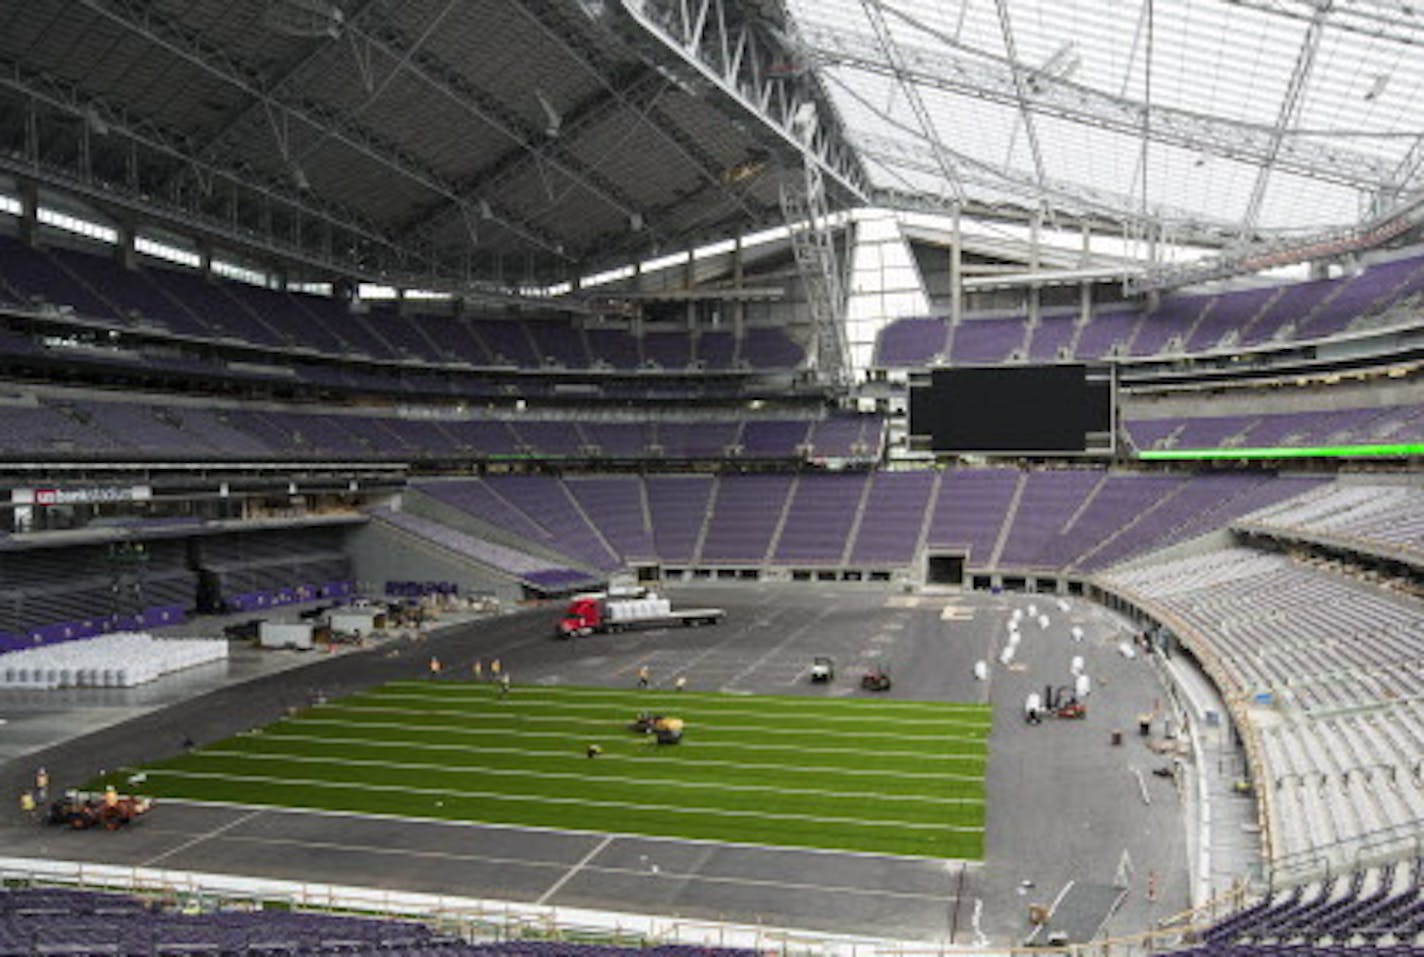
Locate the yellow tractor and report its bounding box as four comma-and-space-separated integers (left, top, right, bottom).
629, 712, 684, 744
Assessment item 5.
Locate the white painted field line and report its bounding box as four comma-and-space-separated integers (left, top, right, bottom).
289, 715, 988, 762
139, 826, 962, 902
264, 730, 987, 783
146, 768, 985, 833
376, 684, 994, 715
536, 835, 612, 905
351, 692, 996, 720
142, 808, 264, 867
322, 703, 992, 739
156, 797, 986, 866
198, 747, 986, 807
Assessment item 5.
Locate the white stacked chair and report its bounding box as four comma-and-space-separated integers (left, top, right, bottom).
0, 632, 227, 689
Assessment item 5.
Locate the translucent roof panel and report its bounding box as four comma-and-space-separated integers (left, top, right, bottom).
790, 0, 1424, 236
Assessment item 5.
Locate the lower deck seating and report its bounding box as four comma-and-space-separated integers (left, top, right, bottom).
1185, 860, 1424, 948
1127, 404, 1424, 452
1099, 547, 1424, 861
0, 885, 760, 957
0, 395, 878, 465
409, 470, 1323, 576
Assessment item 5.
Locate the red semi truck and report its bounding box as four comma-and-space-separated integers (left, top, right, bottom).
557, 592, 725, 638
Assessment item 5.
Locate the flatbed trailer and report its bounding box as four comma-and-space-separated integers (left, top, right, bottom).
557, 593, 724, 637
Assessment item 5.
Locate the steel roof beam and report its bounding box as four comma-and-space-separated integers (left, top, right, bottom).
0, 59, 605, 306
0, 57, 395, 253
606, 0, 870, 205
856, 0, 965, 204
181, 0, 386, 171
854, 0, 968, 203
797, 13, 1394, 189
1226, 0, 1424, 48
858, 131, 1242, 246
76, 0, 573, 262
1374, 133, 1424, 217
396, 69, 669, 247
821, 69, 1240, 240
1241, 3, 1332, 232
508, 0, 769, 221
988, 0, 1048, 206
352, 16, 670, 251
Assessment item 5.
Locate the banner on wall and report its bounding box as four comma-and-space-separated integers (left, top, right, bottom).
12, 485, 153, 507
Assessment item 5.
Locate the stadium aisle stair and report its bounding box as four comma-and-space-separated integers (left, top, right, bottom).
1069, 480, 1189, 570
560, 479, 623, 569
837, 473, 877, 566
1180, 298, 1222, 351
762, 474, 801, 565
43, 249, 129, 323
986, 472, 1027, 568
1060, 472, 1110, 534
1064, 314, 1091, 358
571, 421, 596, 456
909, 471, 944, 569
217, 284, 294, 346
638, 475, 655, 542
1231, 286, 1286, 346
1013, 315, 1033, 359
350, 310, 402, 357
689, 475, 722, 566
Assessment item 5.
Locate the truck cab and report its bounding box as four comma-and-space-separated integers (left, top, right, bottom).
558, 595, 603, 637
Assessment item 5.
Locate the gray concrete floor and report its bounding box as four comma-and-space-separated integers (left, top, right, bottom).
0, 584, 1195, 945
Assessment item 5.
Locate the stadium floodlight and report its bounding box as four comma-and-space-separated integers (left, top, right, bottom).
1027, 41, 1080, 95
83, 105, 109, 136
535, 90, 562, 138
261, 0, 344, 38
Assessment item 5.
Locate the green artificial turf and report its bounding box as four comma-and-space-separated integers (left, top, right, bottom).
101, 683, 991, 859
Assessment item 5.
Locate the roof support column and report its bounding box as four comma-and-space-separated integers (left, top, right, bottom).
949, 204, 963, 326
115, 216, 137, 270
1028, 209, 1042, 324
17, 180, 39, 248
685, 249, 696, 330
631, 262, 645, 337
1079, 222, 1093, 328
731, 236, 746, 338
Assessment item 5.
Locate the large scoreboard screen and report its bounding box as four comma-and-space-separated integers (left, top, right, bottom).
908, 364, 1115, 455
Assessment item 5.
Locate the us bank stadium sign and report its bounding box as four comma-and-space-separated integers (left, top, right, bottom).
12, 485, 153, 507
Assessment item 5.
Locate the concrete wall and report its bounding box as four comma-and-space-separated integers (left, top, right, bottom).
1123, 377, 1424, 421
346, 522, 525, 605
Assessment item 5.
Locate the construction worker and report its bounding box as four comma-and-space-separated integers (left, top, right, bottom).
1025, 692, 1043, 725
637, 665, 650, 689
34, 767, 48, 802
428, 656, 442, 679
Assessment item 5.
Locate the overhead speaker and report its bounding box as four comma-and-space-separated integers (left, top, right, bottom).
262, 0, 344, 38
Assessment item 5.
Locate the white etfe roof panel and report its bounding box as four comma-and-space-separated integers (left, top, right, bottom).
790, 0, 1422, 234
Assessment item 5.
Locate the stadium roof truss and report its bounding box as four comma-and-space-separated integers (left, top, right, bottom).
3, 0, 1424, 298
0, 0, 851, 291
788, 0, 1424, 257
